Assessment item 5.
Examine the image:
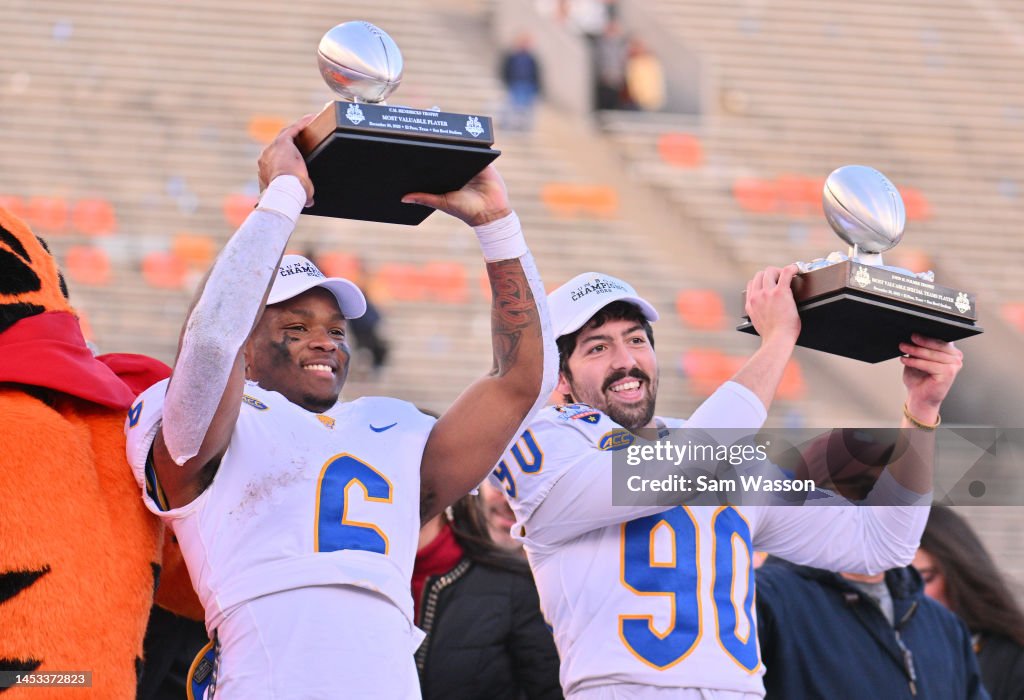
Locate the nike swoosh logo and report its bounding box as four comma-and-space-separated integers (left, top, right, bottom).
370, 422, 398, 433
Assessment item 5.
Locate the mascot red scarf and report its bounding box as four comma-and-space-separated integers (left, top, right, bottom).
0, 207, 200, 698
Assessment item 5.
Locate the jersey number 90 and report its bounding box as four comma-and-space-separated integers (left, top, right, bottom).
621, 506, 757, 672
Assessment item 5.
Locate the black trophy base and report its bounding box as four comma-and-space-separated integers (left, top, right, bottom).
738, 293, 983, 363
297, 102, 501, 225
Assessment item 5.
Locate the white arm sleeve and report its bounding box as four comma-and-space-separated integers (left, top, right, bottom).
162, 175, 305, 465
510, 381, 768, 549
753, 469, 932, 574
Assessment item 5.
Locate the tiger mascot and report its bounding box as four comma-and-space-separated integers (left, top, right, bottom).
0, 207, 200, 697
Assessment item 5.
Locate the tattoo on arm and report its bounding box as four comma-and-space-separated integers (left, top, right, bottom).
486, 259, 537, 376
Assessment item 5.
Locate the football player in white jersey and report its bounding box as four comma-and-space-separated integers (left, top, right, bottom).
125, 115, 557, 698
489, 270, 963, 699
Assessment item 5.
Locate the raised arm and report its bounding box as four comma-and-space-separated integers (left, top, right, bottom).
152, 115, 316, 508
402, 166, 557, 521
730, 264, 802, 412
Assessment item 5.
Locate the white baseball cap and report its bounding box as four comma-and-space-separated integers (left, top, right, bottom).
267, 255, 367, 319
548, 271, 659, 338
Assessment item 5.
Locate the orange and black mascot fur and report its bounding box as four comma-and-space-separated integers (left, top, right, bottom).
0, 208, 200, 697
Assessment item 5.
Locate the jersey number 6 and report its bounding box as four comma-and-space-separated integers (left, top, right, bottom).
621, 506, 757, 672
315, 454, 393, 555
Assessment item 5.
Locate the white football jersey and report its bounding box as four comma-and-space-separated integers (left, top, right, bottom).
126, 379, 433, 636
489, 381, 929, 697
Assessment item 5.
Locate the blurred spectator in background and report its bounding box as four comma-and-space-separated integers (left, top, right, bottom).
915, 507, 1024, 700
480, 480, 524, 555
757, 556, 989, 699
593, 19, 629, 110
347, 293, 389, 374
624, 38, 665, 112
500, 34, 543, 132
413, 494, 562, 699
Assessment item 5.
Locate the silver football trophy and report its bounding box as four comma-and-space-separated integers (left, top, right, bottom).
296, 21, 500, 225
738, 165, 982, 362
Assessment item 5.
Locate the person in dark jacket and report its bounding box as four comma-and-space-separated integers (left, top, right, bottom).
756, 556, 989, 699
915, 506, 1024, 700
413, 493, 562, 700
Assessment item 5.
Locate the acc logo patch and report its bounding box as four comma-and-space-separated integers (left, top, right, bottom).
555, 403, 601, 424
598, 429, 634, 451
241, 394, 268, 411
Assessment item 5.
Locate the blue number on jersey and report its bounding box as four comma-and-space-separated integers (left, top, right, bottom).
315, 454, 392, 555
621, 506, 757, 671
510, 429, 543, 473
620, 508, 701, 669
492, 428, 545, 498
712, 507, 758, 671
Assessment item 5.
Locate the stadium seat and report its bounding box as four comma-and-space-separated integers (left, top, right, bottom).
541, 183, 619, 218
657, 133, 704, 168
172, 233, 216, 270
64, 246, 112, 286
27, 196, 69, 234
675, 289, 726, 330
223, 194, 259, 228
247, 115, 288, 144
142, 251, 188, 290
72, 198, 118, 237
423, 261, 468, 304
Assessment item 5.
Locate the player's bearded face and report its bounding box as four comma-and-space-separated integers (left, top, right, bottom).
246, 288, 350, 413
561, 319, 659, 431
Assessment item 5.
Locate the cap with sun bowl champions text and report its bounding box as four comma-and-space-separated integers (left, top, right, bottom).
547, 271, 659, 339
267, 255, 367, 320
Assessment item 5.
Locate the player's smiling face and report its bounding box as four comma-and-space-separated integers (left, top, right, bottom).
558, 317, 658, 431
245, 287, 350, 413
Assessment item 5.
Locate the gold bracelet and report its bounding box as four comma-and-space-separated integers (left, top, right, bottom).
904, 402, 941, 430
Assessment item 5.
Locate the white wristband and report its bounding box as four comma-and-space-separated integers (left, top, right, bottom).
473, 211, 527, 262
256, 175, 306, 224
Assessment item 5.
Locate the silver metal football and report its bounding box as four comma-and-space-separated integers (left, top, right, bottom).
317, 21, 403, 103
822, 165, 906, 253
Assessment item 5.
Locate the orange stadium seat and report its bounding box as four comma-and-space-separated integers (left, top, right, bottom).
423, 261, 468, 304
142, 251, 188, 290
64, 246, 111, 286
776, 361, 806, 400
223, 194, 259, 228
247, 116, 288, 144
315, 251, 362, 284
732, 178, 778, 214
541, 183, 619, 218
77, 309, 94, 343
373, 263, 425, 303
657, 133, 704, 168
1001, 302, 1024, 333
27, 196, 69, 234
681, 348, 741, 396
172, 233, 216, 270
675, 289, 726, 330
899, 186, 931, 220
0, 195, 27, 221
72, 198, 118, 237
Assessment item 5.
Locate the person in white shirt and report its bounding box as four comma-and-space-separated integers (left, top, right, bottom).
126, 115, 557, 699
489, 270, 963, 699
